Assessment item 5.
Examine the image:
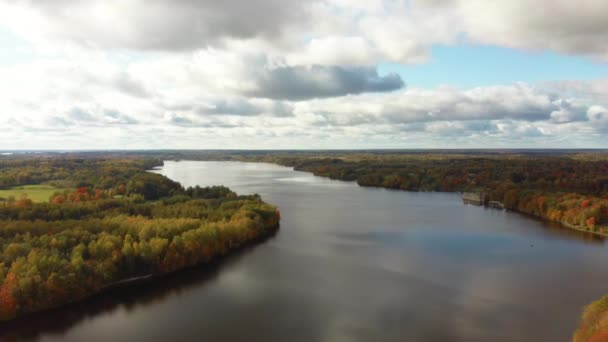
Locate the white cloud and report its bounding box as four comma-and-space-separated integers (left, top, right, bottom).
295, 83, 591, 126
0, 0, 312, 50
244, 65, 404, 100
0, 0, 455, 65
0, 1, 607, 149
2, 50, 604, 149
3, 0, 608, 72
587, 105, 608, 131
285, 36, 375, 66
2, 0, 608, 65
545, 79, 608, 104
418, 0, 608, 60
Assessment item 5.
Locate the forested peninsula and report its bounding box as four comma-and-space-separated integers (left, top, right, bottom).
0, 156, 280, 321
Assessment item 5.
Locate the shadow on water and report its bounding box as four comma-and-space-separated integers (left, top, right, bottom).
0, 232, 278, 341
539, 220, 606, 244
465, 203, 606, 245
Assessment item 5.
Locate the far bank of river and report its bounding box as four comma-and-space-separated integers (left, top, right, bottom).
249, 158, 608, 240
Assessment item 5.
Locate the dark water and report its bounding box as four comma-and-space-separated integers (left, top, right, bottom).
3, 161, 608, 342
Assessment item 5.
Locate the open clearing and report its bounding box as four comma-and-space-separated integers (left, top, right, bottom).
0, 185, 66, 202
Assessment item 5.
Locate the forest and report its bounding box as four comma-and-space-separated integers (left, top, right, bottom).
0, 155, 280, 321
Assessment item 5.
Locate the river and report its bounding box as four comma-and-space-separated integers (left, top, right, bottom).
3, 160, 608, 341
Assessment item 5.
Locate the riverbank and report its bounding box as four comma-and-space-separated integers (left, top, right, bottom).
261, 156, 608, 240
0, 228, 279, 329
100, 227, 279, 292
259, 158, 608, 239
0, 211, 280, 322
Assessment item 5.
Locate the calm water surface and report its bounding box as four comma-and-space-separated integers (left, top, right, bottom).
3, 161, 608, 341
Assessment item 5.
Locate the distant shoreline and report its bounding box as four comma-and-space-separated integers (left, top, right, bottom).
222, 158, 608, 239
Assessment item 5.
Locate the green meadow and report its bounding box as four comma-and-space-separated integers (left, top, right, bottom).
0, 185, 66, 202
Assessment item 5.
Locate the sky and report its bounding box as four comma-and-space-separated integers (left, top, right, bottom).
0, 0, 607, 150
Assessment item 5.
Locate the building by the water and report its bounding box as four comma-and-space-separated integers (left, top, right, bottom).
462, 192, 488, 205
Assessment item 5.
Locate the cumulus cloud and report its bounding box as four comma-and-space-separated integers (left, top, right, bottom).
0, 50, 605, 149
297, 83, 587, 126
4, 0, 607, 63
198, 99, 262, 117
68, 108, 97, 122
418, 0, 608, 60
196, 98, 294, 117
545, 79, 608, 104
0, 0, 445, 65
0, 0, 311, 50
103, 109, 138, 124
118, 50, 405, 102
0, 1, 607, 149
549, 100, 588, 124
245, 66, 404, 100
2, 0, 608, 66
62, 107, 139, 125
587, 106, 608, 131
112, 73, 150, 98
163, 113, 194, 127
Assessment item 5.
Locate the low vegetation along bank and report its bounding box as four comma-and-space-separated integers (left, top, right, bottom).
0, 156, 280, 321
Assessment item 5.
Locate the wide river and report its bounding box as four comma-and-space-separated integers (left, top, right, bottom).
4, 161, 608, 341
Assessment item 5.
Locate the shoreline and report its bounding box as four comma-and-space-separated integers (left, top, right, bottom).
502, 206, 608, 238
195, 157, 606, 240
0, 224, 279, 324
279, 162, 608, 239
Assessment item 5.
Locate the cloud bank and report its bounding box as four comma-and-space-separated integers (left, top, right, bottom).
0, 0, 607, 149
3, 0, 608, 62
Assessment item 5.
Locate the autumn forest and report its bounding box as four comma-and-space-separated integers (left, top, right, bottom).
0, 155, 280, 320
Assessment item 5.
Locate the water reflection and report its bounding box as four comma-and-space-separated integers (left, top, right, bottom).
537, 221, 605, 244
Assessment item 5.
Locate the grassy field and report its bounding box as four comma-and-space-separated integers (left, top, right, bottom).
0, 185, 66, 202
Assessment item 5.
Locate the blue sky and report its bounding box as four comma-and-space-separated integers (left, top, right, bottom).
379, 45, 608, 89
0, 27, 33, 64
